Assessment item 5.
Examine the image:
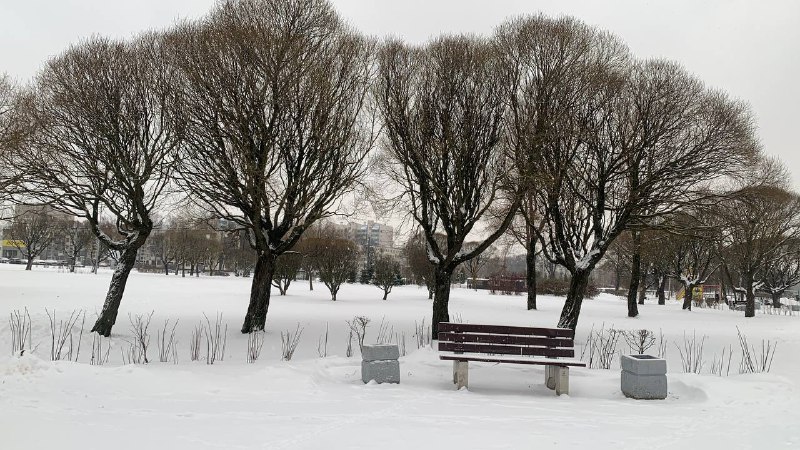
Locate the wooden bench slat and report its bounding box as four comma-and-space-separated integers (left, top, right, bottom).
438, 341, 574, 358
438, 332, 573, 348
438, 322, 574, 338
440, 354, 587, 367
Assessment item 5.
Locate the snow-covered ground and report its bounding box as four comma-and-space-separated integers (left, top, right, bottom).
2, 264, 799, 449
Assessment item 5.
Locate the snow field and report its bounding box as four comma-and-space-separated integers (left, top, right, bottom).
1, 264, 799, 449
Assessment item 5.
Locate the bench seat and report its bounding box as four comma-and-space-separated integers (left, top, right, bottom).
437, 322, 586, 395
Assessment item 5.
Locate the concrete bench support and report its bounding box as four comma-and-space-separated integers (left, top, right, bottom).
453, 360, 469, 389
545, 365, 569, 395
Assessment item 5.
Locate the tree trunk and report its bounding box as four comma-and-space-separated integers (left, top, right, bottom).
772, 292, 782, 308
745, 274, 756, 318
526, 242, 537, 310
241, 254, 276, 333
164, 263, 169, 275
432, 267, 453, 336
558, 269, 591, 330
637, 278, 647, 305
682, 283, 694, 310
91, 246, 140, 337
627, 241, 641, 317
383, 289, 388, 300
25, 255, 33, 271
657, 275, 666, 305
308, 274, 313, 291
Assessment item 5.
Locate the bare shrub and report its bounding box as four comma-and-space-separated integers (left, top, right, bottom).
375, 317, 394, 344
347, 316, 370, 352
396, 332, 407, 357
247, 331, 265, 363
621, 329, 657, 355
9, 308, 33, 356
317, 323, 329, 358
203, 313, 227, 364
157, 319, 179, 364
579, 324, 620, 369
189, 323, 203, 362
737, 326, 777, 374
675, 331, 706, 373
345, 330, 354, 358
656, 329, 668, 359
46, 309, 85, 361
414, 318, 432, 349
280, 324, 303, 361
90, 334, 111, 366
128, 312, 153, 364
709, 345, 733, 376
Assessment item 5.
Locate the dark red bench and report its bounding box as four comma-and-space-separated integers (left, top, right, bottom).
437, 322, 586, 395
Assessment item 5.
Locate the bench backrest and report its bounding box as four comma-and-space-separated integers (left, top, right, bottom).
438, 322, 576, 358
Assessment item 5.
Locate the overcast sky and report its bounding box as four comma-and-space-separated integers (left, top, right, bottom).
2, 0, 798, 187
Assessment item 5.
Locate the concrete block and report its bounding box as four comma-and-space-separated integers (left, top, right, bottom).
620, 354, 667, 376
453, 360, 468, 389
555, 366, 569, 396
621, 370, 667, 400
361, 344, 400, 362
362, 360, 400, 384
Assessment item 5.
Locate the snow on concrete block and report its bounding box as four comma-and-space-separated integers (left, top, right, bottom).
361, 344, 400, 362
361, 360, 400, 384
621, 354, 667, 400
620, 354, 667, 376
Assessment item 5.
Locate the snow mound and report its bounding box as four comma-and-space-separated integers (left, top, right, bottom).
0, 354, 55, 377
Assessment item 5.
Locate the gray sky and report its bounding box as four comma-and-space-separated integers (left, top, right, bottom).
2, 0, 798, 187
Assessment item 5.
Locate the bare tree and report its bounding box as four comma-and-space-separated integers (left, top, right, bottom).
63, 219, 93, 272
13, 35, 182, 336
272, 252, 303, 295
717, 159, 800, 317
0, 74, 22, 201
496, 15, 758, 329
171, 0, 375, 332
316, 233, 360, 301
403, 230, 436, 299
661, 213, 719, 311
377, 36, 520, 335
7, 207, 64, 270
373, 252, 400, 300
761, 238, 800, 307
462, 243, 495, 291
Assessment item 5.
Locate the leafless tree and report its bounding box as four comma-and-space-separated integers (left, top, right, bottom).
6, 207, 64, 270
761, 239, 800, 307
461, 242, 495, 292
272, 251, 303, 295
496, 15, 758, 329
377, 36, 520, 334
0, 74, 22, 201
63, 219, 93, 272
12, 35, 182, 336
661, 213, 719, 310
372, 252, 400, 300
171, 0, 375, 332
717, 159, 800, 317
315, 232, 359, 301
403, 231, 436, 299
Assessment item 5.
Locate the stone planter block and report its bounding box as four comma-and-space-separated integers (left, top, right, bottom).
621, 354, 667, 400
361, 344, 400, 362
621, 354, 667, 376
361, 360, 400, 384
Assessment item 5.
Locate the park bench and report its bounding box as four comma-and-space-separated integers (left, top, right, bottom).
437, 322, 586, 395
